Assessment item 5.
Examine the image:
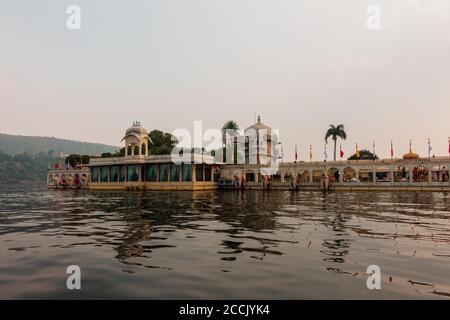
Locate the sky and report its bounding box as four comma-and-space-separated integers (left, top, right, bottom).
1, 0, 450, 161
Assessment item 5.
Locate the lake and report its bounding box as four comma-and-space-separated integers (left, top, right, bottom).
0, 186, 449, 299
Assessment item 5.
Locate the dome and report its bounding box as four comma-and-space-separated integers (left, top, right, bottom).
403, 152, 420, 160
125, 121, 148, 136
245, 115, 272, 133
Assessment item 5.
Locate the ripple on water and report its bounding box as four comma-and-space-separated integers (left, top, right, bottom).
0, 187, 449, 299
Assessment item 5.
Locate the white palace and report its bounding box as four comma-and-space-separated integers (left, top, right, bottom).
47, 119, 450, 192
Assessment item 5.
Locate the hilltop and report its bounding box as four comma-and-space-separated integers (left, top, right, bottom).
0, 133, 119, 156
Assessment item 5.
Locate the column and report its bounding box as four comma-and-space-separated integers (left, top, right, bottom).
390, 167, 394, 186
280, 172, 285, 183
309, 171, 313, 183
192, 164, 196, 182
356, 170, 360, 182
254, 171, 258, 183
409, 169, 413, 184
339, 169, 344, 183
428, 165, 432, 184
373, 166, 376, 184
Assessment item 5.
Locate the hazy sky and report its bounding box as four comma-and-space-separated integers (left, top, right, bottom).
1, 0, 450, 160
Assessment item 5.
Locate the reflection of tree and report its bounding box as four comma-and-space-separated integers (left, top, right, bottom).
320, 194, 352, 266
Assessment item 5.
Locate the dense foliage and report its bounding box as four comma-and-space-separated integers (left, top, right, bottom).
0, 150, 57, 183
0, 133, 118, 156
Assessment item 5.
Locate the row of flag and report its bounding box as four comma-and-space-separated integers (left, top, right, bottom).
293, 138, 450, 161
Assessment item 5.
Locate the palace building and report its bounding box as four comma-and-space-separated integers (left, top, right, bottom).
47, 120, 450, 192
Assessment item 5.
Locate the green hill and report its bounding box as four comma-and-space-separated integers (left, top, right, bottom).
0, 133, 119, 156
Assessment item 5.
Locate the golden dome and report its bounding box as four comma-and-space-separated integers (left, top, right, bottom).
403, 151, 420, 160
403, 141, 420, 160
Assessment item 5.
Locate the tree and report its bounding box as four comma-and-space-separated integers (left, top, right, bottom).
101, 152, 114, 158
221, 121, 240, 145
221, 121, 240, 163
65, 154, 91, 167
348, 149, 378, 160
325, 124, 347, 161
148, 130, 178, 155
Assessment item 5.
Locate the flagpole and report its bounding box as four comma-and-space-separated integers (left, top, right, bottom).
373, 140, 375, 161
295, 144, 298, 164
428, 138, 431, 161
391, 140, 393, 161
448, 137, 450, 157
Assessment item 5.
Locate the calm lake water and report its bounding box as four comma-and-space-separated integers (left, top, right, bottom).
0, 186, 449, 299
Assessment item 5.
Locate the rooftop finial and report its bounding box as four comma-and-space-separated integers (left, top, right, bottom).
257, 115, 261, 123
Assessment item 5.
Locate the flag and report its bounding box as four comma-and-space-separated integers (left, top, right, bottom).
309, 145, 312, 162
428, 138, 432, 157
295, 145, 298, 162
324, 143, 328, 160
340, 143, 344, 159
390, 140, 394, 158
447, 137, 450, 154
373, 141, 376, 156
356, 143, 360, 158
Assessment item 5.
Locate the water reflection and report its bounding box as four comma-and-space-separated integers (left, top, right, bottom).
0, 187, 449, 299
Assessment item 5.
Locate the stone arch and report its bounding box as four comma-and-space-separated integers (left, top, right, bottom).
328, 167, 340, 182
343, 167, 357, 182
298, 170, 310, 183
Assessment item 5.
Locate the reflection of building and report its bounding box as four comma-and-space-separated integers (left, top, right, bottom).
47, 120, 450, 191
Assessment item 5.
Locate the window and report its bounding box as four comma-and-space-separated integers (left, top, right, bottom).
196, 165, 204, 181
146, 165, 157, 182
128, 165, 140, 182
170, 164, 180, 182
160, 164, 169, 182
182, 164, 192, 182
204, 165, 212, 181
100, 167, 109, 182
92, 167, 100, 182
119, 166, 127, 182
111, 167, 119, 183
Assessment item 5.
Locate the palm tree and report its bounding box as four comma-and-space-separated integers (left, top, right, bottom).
221, 121, 240, 145
221, 121, 240, 163
325, 124, 347, 161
